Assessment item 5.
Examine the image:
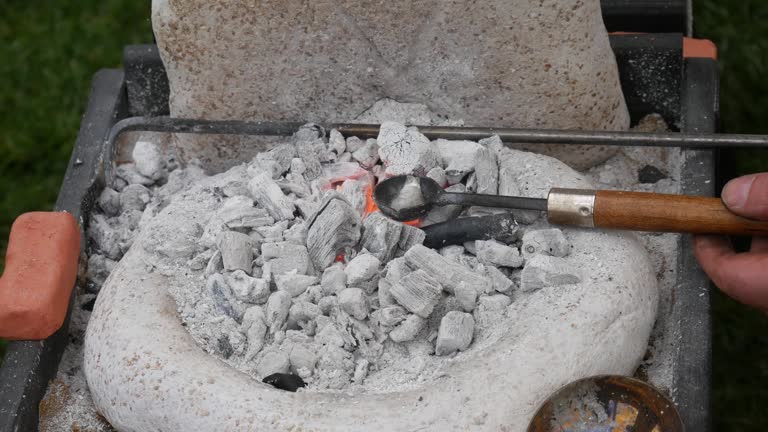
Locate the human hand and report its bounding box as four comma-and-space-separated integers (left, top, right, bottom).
694, 173, 768, 310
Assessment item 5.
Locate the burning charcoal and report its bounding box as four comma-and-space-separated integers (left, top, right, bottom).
258, 351, 291, 377
255, 145, 296, 178
318, 296, 339, 316
225, 270, 270, 304
520, 255, 582, 292
435, 311, 475, 356
289, 344, 318, 377
256, 221, 289, 243
353, 358, 370, 383
248, 172, 296, 221
422, 183, 466, 226
338, 288, 369, 320
384, 257, 410, 282
266, 291, 292, 333
306, 193, 362, 271
219, 197, 274, 229
275, 273, 319, 297
396, 224, 426, 256
295, 197, 319, 219
521, 228, 571, 259
283, 221, 307, 245
278, 173, 311, 198
338, 152, 353, 162
390, 269, 443, 318
389, 314, 426, 343
207, 273, 243, 321
486, 266, 515, 295
377, 279, 395, 308
288, 301, 321, 327
378, 305, 408, 327
205, 250, 223, 277
290, 158, 306, 175
98, 187, 121, 216
475, 240, 524, 268
345, 136, 365, 153
295, 141, 323, 181
352, 139, 379, 169
322, 162, 368, 184
377, 122, 440, 177
361, 212, 404, 262
115, 163, 154, 186
426, 167, 447, 187
218, 231, 254, 273
87, 214, 122, 260
454, 282, 478, 312
119, 184, 151, 212
242, 306, 268, 360
133, 141, 164, 180
344, 253, 381, 287
263, 373, 307, 392
340, 178, 369, 216
328, 129, 346, 155
404, 245, 491, 295
321, 264, 347, 296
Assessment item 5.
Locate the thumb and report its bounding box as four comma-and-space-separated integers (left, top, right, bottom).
721, 173, 768, 221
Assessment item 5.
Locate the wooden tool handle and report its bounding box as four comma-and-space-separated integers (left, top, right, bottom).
593, 190, 768, 236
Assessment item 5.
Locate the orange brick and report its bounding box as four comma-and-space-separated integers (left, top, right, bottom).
0, 212, 80, 340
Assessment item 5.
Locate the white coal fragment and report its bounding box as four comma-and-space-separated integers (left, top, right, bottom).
454, 282, 478, 312
85, 254, 116, 290
217, 231, 254, 273
119, 184, 151, 212
118, 209, 142, 232
435, 311, 475, 356
290, 158, 306, 175
339, 178, 369, 216
378, 305, 408, 327
345, 253, 380, 287
396, 224, 426, 256
434, 140, 498, 193
225, 270, 270, 304
261, 242, 311, 276
303, 285, 324, 304
322, 162, 368, 184
522, 228, 571, 259
278, 173, 311, 198
288, 301, 321, 327
266, 291, 292, 333
283, 221, 307, 245
248, 172, 296, 221
377, 122, 440, 176
315, 345, 355, 389
439, 245, 465, 262
207, 273, 244, 321
275, 273, 319, 297
252, 145, 295, 179
404, 245, 490, 294
328, 129, 346, 155
389, 314, 426, 343
352, 139, 379, 169
242, 306, 267, 360
353, 358, 370, 383
314, 321, 347, 348
338, 288, 369, 320
306, 193, 362, 270
87, 214, 122, 260
289, 344, 317, 377
475, 240, 524, 268
318, 296, 339, 316
520, 255, 583, 292
295, 198, 319, 219
338, 152, 353, 162
426, 167, 447, 187
115, 163, 154, 186
390, 269, 442, 318
473, 146, 499, 195
132, 141, 164, 180
345, 136, 365, 153
476, 295, 512, 313
360, 212, 404, 262
98, 188, 121, 216
294, 140, 323, 181
377, 278, 395, 308
255, 221, 289, 243
486, 266, 516, 295
218, 197, 274, 230
320, 264, 347, 296
257, 350, 290, 377
204, 250, 223, 277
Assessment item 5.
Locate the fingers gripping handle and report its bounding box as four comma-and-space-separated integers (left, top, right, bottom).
547, 189, 768, 236
0, 212, 80, 340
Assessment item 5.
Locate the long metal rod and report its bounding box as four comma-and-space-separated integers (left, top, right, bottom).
106, 116, 768, 154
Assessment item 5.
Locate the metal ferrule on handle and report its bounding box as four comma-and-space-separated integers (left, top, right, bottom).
546, 188, 597, 228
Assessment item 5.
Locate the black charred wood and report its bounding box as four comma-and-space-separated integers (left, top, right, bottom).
262, 373, 307, 392
421, 213, 520, 249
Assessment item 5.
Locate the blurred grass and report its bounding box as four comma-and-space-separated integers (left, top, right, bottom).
0, 1, 767, 430
0, 1, 152, 359
695, 1, 768, 431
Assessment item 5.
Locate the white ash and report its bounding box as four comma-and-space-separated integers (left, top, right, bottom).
49, 113, 684, 429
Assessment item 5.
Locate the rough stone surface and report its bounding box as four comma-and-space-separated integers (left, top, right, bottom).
389, 314, 427, 343
338, 288, 369, 320
520, 255, 583, 293
475, 240, 525, 268
522, 229, 571, 259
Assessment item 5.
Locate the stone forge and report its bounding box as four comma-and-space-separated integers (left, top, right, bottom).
83, 121, 658, 431
151, 0, 629, 172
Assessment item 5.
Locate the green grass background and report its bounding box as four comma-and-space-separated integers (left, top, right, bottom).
0, 1, 766, 429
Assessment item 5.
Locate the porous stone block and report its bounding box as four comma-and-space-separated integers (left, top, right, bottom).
522, 228, 571, 259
